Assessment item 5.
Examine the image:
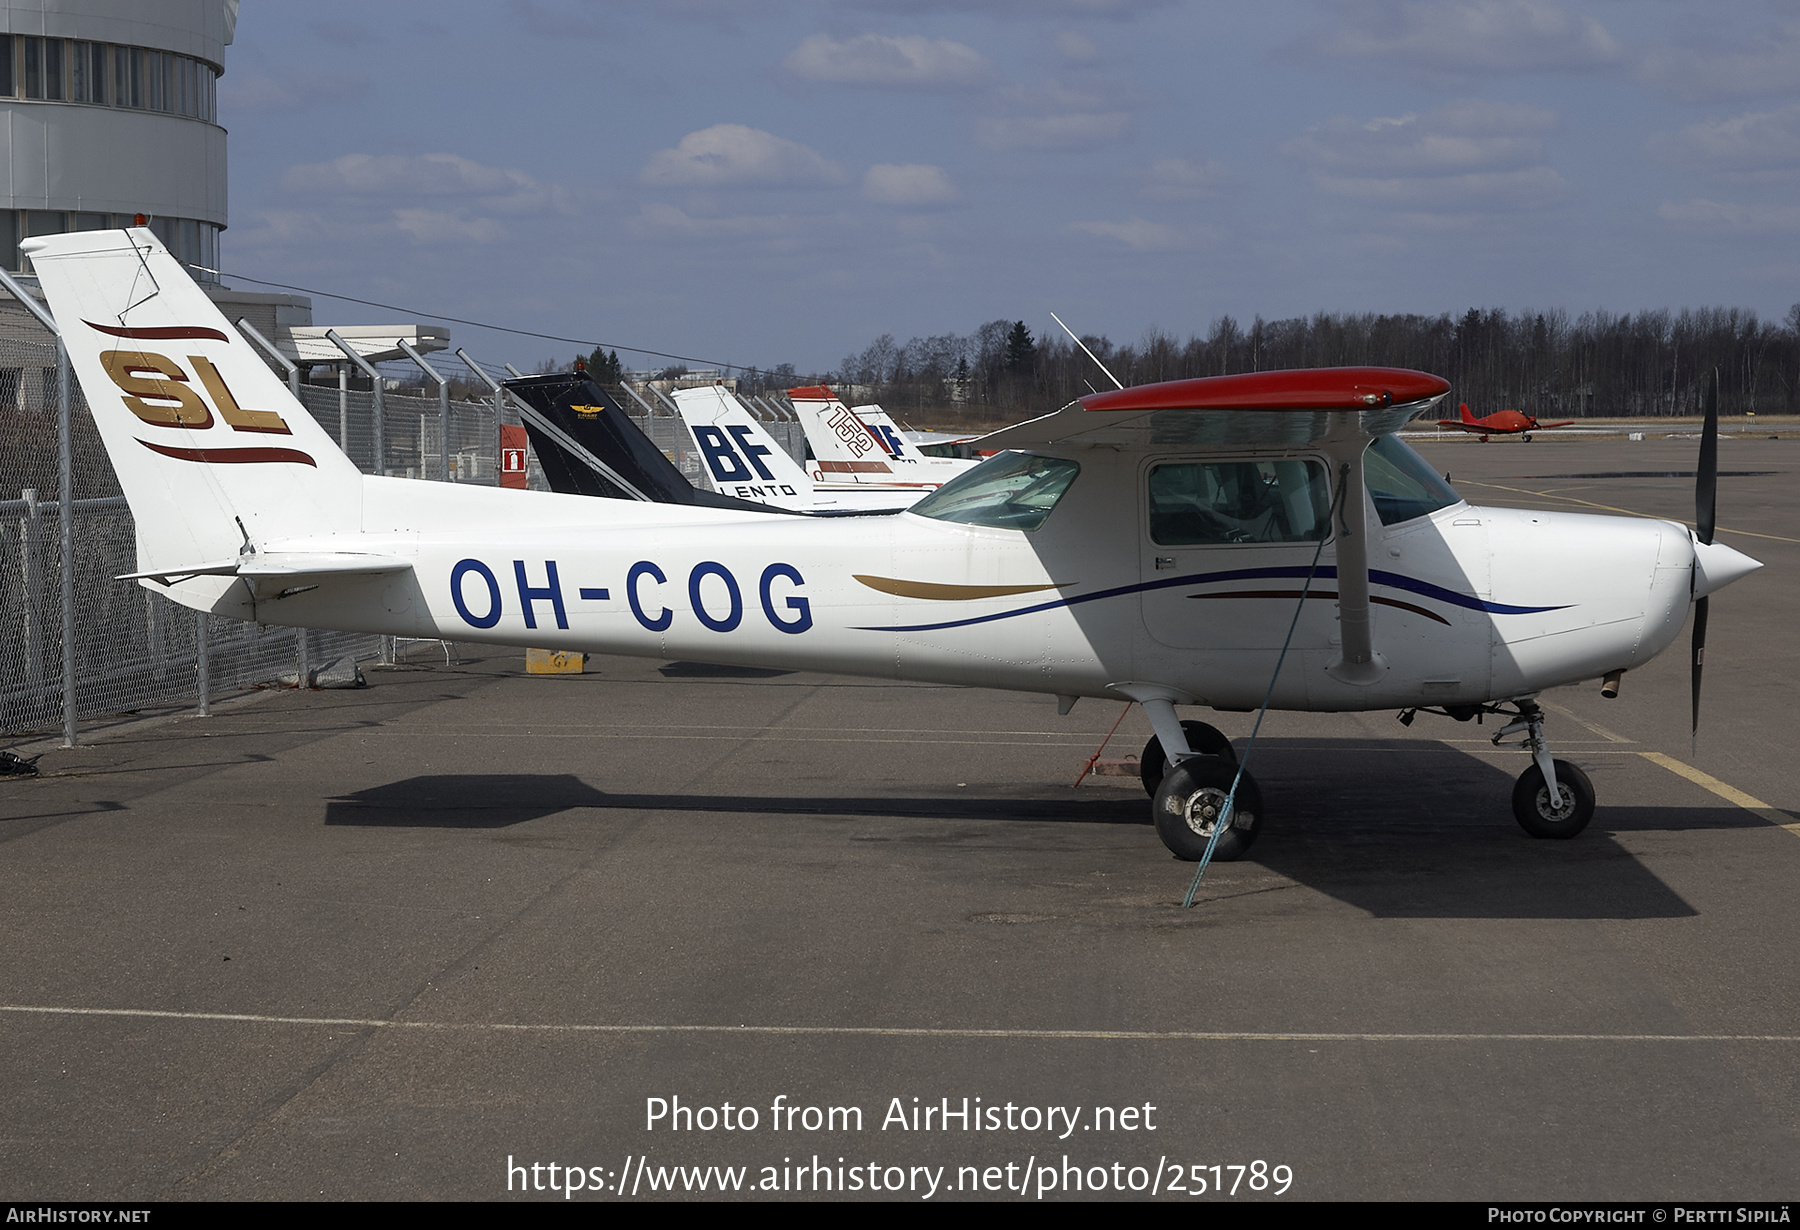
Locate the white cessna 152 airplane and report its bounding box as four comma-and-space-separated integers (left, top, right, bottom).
23, 228, 1762, 861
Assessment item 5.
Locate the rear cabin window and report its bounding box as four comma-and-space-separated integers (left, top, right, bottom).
1148, 459, 1331, 545
1365, 435, 1461, 525
908, 451, 1080, 531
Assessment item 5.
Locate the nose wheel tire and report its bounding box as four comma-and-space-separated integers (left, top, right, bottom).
1152, 757, 1262, 862
1511, 760, 1595, 839
1139, 720, 1238, 796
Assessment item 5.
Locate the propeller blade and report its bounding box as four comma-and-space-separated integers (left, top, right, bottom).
1696, 369, 1718, 546
1690, 594, 1709, 743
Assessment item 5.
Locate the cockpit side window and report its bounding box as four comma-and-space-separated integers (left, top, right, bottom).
1148, 458, 1331, 545
1365, 435, 1462, 526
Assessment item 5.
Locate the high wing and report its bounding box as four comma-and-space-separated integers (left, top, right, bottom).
975, 368, 1448, 451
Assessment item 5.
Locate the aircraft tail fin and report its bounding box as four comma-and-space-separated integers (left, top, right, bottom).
1459, 402, 1477, 424
503, 373, 778, 514
24, 228, 364, 594
787, 384, 897, 480
670, 385, 817, 508
850, 403, 918, 462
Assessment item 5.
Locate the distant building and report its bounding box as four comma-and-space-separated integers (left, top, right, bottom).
0, 1, 447, 382
1, 0, 233, 276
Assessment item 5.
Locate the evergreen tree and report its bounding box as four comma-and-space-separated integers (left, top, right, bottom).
584, 347, 623, 384
1004, 321, 1036, 373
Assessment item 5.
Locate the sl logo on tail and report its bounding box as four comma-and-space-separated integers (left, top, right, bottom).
86, 320, 311, 465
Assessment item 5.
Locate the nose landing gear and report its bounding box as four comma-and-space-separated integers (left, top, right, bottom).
1399, 698, 1597, 839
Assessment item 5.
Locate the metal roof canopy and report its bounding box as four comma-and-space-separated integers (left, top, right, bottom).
288, 324, 450, 366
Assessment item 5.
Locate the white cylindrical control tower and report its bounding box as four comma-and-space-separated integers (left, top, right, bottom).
0, 0, 235, 278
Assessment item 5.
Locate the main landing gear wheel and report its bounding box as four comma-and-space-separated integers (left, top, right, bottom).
1138, 720, 1237, 797
1152, 757, 1262, 862
1511, 760, 1595, 839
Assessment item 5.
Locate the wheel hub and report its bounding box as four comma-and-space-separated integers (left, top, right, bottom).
1182, 787, 1228, 837
1535, 785, 1577, 822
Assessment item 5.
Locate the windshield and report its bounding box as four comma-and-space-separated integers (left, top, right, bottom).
1365, 435, 1461, 525
908, 452, 1080, 531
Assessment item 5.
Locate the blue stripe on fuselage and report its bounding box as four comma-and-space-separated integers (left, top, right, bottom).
851, 566, 1568, 633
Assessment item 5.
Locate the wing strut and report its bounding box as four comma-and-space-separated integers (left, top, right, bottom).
1324, 449, 1385, 685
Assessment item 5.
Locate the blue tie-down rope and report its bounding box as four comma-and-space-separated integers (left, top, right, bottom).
1183, 466, 1349, 908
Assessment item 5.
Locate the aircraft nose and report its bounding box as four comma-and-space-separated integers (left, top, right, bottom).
1692, 537, 1762, 599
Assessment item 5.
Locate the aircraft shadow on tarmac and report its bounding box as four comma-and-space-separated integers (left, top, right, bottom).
657, 661, 796, 679
318, 732, 1787, 919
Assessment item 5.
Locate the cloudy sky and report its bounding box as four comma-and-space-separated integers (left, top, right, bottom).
217, 1, 1800, 375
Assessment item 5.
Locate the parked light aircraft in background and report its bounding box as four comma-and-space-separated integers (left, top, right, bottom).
508, 374, 894, 520
669, 385, 920, 514
1437, 402, 1574, 442
22, 227, 1762, 861
785, 385, 978, 487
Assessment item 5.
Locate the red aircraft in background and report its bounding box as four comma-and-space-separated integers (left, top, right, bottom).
1437, 402, 1573, 441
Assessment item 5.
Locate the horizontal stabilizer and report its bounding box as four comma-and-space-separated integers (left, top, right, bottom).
121, 552, 412, 587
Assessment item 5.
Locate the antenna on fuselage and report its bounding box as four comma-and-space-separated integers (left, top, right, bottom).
1050, 312, 1124, 391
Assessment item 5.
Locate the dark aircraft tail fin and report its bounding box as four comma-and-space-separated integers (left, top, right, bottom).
502, 373, 783, 514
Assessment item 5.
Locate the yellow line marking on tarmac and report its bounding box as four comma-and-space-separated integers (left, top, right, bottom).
1538, 699, 1634, 744
2, 1004, 1798, 1043
1457, 480, 1800, 544
1639, 752, 1800, 836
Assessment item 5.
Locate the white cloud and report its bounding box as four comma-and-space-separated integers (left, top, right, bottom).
1658, 199, 1800, 235
784, 34, 989, 89
640, 125, 845, 187
1317, 165, 1567, 209
1142, 156, 1230, 201
1284, 100, 1555, 175
1640, 20, 1800, 102
392, 209, 507, 245
976, 110, 1129, 150
1068, 217, 1215, 252
281, 153, 570, 213
1298, 0, 1621, 76
1648, 105, 1800, 178
226, 209, 337, 249
862, 164, 961, 206
1283, 100, 1563, 213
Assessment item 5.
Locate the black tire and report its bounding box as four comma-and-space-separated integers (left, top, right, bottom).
1152, 757, 1262, 862
1511, 759, 1595, 839
1138, 720, 1238, 796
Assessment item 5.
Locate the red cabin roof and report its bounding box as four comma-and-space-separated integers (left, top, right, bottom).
1079, 367, 1450, 414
